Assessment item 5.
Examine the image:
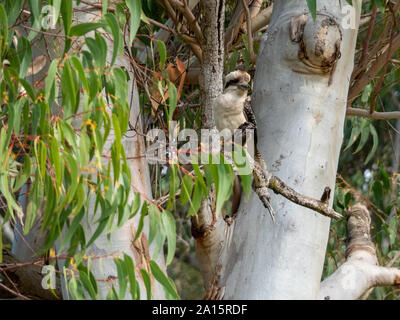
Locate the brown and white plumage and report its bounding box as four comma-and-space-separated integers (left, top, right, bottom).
213, 70, 275, 221
213, 70, 251, 135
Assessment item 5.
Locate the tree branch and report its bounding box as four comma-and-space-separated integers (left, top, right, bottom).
318, 204, 400, 300
346, 107, 400, 119
241, 0, 256, 64
251, 6, 273, 34
348, 4, 400, 105
359, 5, 377, 74
369, 8, 396, 113
169, 0, 203, 44
251, 160, 342, 220
159, 0, 203, 62
1, 249, 61, 300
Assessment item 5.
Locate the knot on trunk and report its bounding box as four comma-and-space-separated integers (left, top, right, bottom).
290, 13, 342, 74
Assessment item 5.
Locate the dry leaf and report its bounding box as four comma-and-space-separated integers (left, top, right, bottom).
166, 57, 187, 101
150, 58, 187, 116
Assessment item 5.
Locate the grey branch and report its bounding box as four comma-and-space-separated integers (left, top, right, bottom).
251, 160, 343, 220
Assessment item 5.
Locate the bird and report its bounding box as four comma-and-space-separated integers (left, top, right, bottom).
213, 70, 275, 222
214, 70, 251, 136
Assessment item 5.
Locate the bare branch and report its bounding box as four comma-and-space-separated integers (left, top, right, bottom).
250, 162, 342, 220
160, 0, 203, 62
249, 0, 263, 18
251, 6, 273, 34
359, 5, 377, 72
241, 0, 256, 64
346, 107, 400, 119
169, 0, 203, 44
1, 249, 61, 300
348, 3, 400, 105
369, 6, 397, 113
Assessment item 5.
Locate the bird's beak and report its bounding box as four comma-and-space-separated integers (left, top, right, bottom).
239, 83, 251, 90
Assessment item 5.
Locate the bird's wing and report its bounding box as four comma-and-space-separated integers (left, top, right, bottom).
240, 97, 276, 223
242, 97, 258, 146
243, 97, 256, 125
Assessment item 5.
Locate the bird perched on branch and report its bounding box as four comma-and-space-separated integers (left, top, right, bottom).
213, 70, 275, 222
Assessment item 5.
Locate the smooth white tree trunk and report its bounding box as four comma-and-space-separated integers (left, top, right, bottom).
221, 0, 362, 299
10, 2, 166, 300
58, 4, 166, 299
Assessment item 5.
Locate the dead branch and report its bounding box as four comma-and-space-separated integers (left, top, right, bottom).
251, 160, 342, 220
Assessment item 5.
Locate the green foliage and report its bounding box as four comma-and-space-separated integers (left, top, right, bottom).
327, 134, 400, 300
0, 0, 180, 300
126, 0, 142, 46
1, 0, 396, 301
306, 0, 317, 21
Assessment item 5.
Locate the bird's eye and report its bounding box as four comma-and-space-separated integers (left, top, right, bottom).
224, 79, 239, 89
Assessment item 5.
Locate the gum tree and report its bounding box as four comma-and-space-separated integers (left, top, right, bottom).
1, 0, 400, 300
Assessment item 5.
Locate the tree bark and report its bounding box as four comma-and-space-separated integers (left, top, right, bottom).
8, 1, 166, 300
318, 203, 400, 300
191, 0, 228, 298
55, 3, 167, 299
219, 0, 362, 299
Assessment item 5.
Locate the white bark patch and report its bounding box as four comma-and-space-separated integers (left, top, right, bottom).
318, 204, 400, 300
220, 0, 362, 299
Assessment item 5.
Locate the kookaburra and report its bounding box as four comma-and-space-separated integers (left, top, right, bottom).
214, 70, 251, 135
213, 70, 275, 221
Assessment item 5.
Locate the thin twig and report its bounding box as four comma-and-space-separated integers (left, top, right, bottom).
160, 0, 203, 62
369, 8, 396, 113
0, 282, 31, 300
147, 17, 177, 34
359, 5, 377, 71
387, 251, 400, 268
347, 107, 400, 119
169, 0, 203, 44
348, 2, 400, 105
241, 0, 256, 64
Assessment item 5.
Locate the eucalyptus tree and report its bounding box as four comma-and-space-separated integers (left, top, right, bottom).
1, 0, 400, 300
